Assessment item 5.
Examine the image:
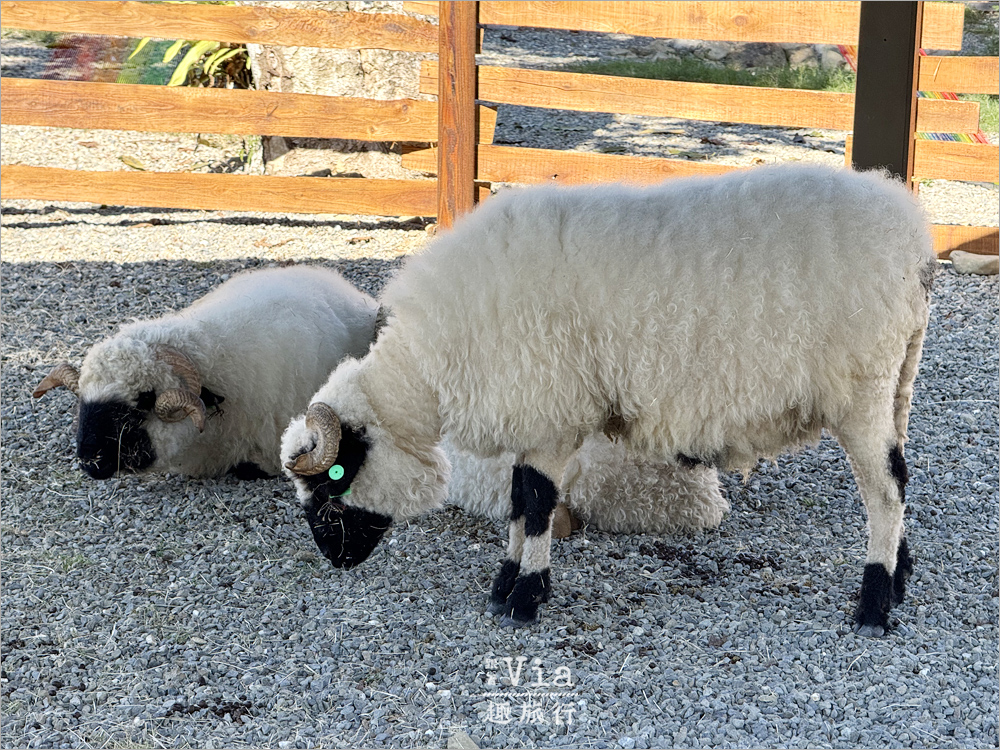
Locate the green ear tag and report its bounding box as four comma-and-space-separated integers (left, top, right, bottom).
328, 464, 345, 481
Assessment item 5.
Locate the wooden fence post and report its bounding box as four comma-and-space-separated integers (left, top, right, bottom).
437, 1, 478, 228
851, 1, 924, 186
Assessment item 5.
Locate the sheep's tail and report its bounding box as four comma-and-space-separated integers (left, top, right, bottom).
893, 326, 926, 448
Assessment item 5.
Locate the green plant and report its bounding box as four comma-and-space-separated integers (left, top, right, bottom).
960, 93, 999, 134
130, 37, 249, 88
566, 57, 856, 93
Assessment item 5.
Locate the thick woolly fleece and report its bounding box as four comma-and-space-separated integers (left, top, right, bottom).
47, 259, 724, 528
54, 266, 379, 477
443, 433, 729, 533
284, 164, 934, 633
386, 165, 931, 474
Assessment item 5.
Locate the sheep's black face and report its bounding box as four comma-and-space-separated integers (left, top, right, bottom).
298, 425, 391, 569
77, 398, 155, 479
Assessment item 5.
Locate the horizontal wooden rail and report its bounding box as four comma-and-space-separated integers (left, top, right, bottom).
0, 0, 438, 52
918, 56, 1000, 95
912, 140, 1000, 183
403, 144, 737, 183
421, 62, 977, 132
931, 225, 999, 259
912, 98, 980, 134
846, 137, 999, 183
405, 0, 963, 48
1, 78, 498, 143
0, 165, 441, 216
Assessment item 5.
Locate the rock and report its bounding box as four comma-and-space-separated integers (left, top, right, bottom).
728, 42, 788, 70
787, 46, 819, 69
950, 251, 999, 275
448, 729, 480, 750
816, 44, 847, 70
669, 39, 703, 55
701, 42, 731, 62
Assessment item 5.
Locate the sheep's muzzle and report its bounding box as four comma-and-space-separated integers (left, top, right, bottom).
303, 491, 391, 569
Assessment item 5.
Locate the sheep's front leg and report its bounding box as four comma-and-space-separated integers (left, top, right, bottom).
487, 464, 528, 615
490, 462, 560, 627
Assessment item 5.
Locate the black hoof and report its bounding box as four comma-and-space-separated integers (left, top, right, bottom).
499, 613, 537, 628
504, 570, 549, 626
489, 559, 520, 615
852, 621, 886, 638
853, 538, 914, 636
854, 562, 892, 636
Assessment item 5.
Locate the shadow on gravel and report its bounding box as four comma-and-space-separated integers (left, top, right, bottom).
492, 104, 844, 160
1, 207, 436, 233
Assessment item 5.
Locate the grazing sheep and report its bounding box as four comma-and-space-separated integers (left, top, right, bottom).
33, 266, 378, 479
32, 264, 725, 537
443, 433, 728, 534
281, 164, 934, 637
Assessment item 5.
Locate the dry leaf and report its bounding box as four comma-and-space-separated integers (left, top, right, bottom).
254, 237, 296, 249
347, 236, 374, 244
119, 156, 146, 170
78, 141, 100, 148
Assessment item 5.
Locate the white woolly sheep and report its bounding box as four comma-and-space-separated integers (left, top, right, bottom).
281, 163, 934, 637
32, 264, 725, 538
33, 266, 379, 479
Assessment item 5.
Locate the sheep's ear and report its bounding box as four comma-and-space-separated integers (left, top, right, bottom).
200, 386, 225, 410
372, 305, 393, 344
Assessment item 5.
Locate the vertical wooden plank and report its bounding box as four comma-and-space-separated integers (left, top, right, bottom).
437, 1, 478, 229
851, 1, 923, 186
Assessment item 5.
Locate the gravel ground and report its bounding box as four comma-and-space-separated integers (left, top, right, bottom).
2, 18, 999, 750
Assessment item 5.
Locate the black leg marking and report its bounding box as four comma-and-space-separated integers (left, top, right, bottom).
488, 559, 520, 616
854, 536, 913, 637
521, 465, 558, 536
888, 444, 908, 503
892, 537, 913, 607
510, 464, 526, 521
499, 569, 550, 628
854, 563, 893, 637
494, 465, 559, 627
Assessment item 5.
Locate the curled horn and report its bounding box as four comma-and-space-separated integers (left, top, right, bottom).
285, 402, 341, 476
153, 346, 207, 432
32, 362, 80, 398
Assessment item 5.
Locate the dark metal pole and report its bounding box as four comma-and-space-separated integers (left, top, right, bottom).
851, 1, 924, 185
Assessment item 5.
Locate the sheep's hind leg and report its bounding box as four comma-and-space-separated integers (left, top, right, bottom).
487, 464, 527, 615
496, 462, 560, 627
835, 417, 913, 637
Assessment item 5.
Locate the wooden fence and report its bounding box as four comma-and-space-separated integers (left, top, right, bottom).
1, 0, 997, 257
